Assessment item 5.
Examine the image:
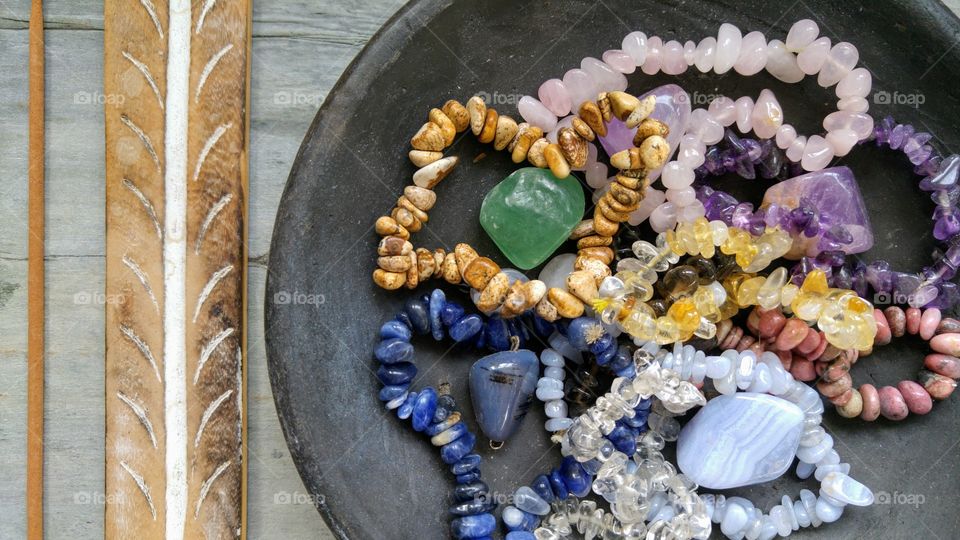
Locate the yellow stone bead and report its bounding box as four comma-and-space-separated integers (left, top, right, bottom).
719, 298, 740, 320
654, 316, 681, 345
693, 218, 714, 259
792, 292, 824, 321
710, 220, 729, 245
668, 298, 701, 334
622, 304, 657, 340
736, 276, 766, 307
801, 269, 830, 295
666, 229, 685, 257
842, 294, 872, 314
780, 283, 799, 307
692, 287, 722, 323
756, 267, 788, 310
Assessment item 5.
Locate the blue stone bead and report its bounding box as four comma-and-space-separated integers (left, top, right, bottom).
426, 415, 461, 437
456, 471, 480, 484
507, 509, 539, 531
378, 384, 408, 402
429, 289, 446, 340
468, 350, 538, 442
394, 312, 412, 329
636, 398, 653, 411
615, 364, 636, 379
609, 425, 636, 454
596, 341, 617, 365
548, 469, 568, 500
397, 392, 417, 420
451, 454, 481, 475
450, 513, 496, 539
485, 317, 510, 351
472, 327, 487, 350
449, 499, 496, 516
441, 301, 466, 326
589, 333, 614, 355
376, 362, 417, 385
506, 532, 536, 540
560, 457, 591, 497
432, 394, 456, 423
565, 317, 598, 350
450, 314, 483, 342
531, 315, 554, 338
454, 480, 488, 502
374, 338, 413, 364
531, 474, 554, 503
622, 412, 646, 429
411, 388, 438, 431
434, 422, 468, 445
441, 431, 476, 464
582, 458, 603, 475
404, 297, 431, 335
608, 345, 633, 372
379, 320, 411, 341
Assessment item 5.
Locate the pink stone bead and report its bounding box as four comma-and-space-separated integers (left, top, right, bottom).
648, 201, 678, 233
873, 308, 892, 346
688, 108, 724, 145
561, 68, 597, 115
925, 353, 960, 379
758, 309, 787, 338
796, 36, 831, 75
751, 89, 783, 139
734, 31, 768, 76
775, 124, 797, 150
677, 200, 705, 222
931, 332, 960, 356
518, 95, 558, 132
795, 327, 821, 355
878, 386, 909, 421
859, 384, 880, 421
825, 128, 859, 157
585, 162, 609, 189
602, 49, 636, 74
765, 39, 805, 83
776, 318, 810, 350
734, 96, 754, 134
786, 135, 807, 162
683, 40, 696, 65
818, 42, 859, 87
621, 31, 648, 65
661, 40, 687, 75
790, 358, 817, 381
785, 19, 819, 52
628, 187, 665, 225
581, 57, 628, 92
714, 23, 742, 74
823, 111, 874, 139
538, 79, 573, 117
666, 186, 696, 206
906, 307, 922, 335
836, 67, 872, 99
920, 308, 942, 341
677, 141, 705, 168
693, 36, 717, 73
800, 135, 834, 171
641, 36, 663, 75
898, 381, 933, 415
661, 162, 695, 189
708, 96, 737, 127
837, 96, 869, 113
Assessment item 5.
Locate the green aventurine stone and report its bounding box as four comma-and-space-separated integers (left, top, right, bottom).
480, 167, 585, 270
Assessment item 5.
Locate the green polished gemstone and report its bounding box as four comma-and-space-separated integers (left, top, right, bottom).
480, 167, 585, 270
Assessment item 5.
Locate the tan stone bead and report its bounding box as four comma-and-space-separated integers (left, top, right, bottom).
569, 219, 595, 240
609, 182, 641, 206
404, 252, 420, 289
493, 115, 519, 151
377, 236, 413, 256
575, 256, 612, 285
398, 196, 429, 223
558, 127, 587, 168
597, 92, 613, 122
392, 206, 417, 229
527, 138, 550, 168
522, 280, 547, 307
373, 269, 406, 290
454, 243, 479, 275
467, 95, 487, 135
837, 389, 864, 418
375, 216, 409, 239
378, 255, 412, 272
544, 143, 571, 179
615, 174, 643, 190
578, 247, 614, 265
432, 249, 446, 274
442, 99, 470, 132
408, 150, 443, 167
625, 95, 657, 128
403, 185, 437, 211
607, 91, 641, 120
462, 257, 501, 290
548, 288, 585, 319
510, 124, 543, 162
478, 108, 499, 144
566, 270, 599, 303
618, 167, 648, 178
535, 296, 560, 322
571, 116, 595, 142
598, 197, 631, 222
500, 282, 529, 318
441, 252, 461, 283
411, 122, 446, 151
477, 272, 510, 312
576, 235, 612, 249
604, 193, 638, 215
632, 118, 670, 146
639, 135, 670, 170
578, 101, 606, 137
610, 147, 644, 170
428, 108, 457, 146
592, 207, 619, 236
412, 156, 458, 189
416, 248, 436, 280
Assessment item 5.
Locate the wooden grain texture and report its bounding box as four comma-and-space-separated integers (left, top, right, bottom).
1, 0, 402, 539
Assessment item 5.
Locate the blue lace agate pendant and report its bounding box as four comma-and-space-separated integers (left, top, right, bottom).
468, 349, 539, 446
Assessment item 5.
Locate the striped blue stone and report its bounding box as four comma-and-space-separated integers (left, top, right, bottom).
468, 350, 538, 443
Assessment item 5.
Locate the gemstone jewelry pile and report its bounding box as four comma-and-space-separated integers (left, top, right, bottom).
362, 18, 960, 540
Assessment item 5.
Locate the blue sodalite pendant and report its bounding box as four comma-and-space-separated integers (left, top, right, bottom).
468, 350, 539, 444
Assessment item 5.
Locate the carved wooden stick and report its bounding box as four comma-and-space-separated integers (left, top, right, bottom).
104, 1, 249, 537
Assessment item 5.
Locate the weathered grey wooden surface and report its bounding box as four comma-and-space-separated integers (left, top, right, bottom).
2, 0, 960, 538
0, 1, 403, 538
